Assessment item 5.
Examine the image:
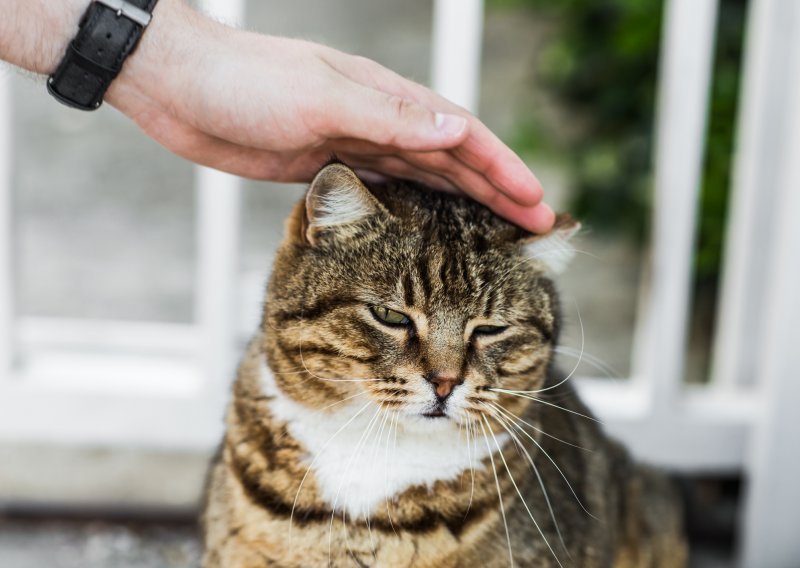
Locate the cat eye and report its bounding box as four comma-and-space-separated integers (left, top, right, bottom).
370, 306, 411, 327
472, 324, 508, 336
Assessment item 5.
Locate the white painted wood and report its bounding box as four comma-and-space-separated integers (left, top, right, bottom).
711, 0, 798, 389
0, 385, 221, 450
16, 350, 201, 398
199, 0, 246, 26
195, 0, 246, 402
602, 414, 749, 472
18, 317, 198, 355
195, 166, 240, 396
0, 72, 13, 380
632, 0, 718, 414
577, 379, 754, 470
741, 12, 800, 562
431, 0, 484, 113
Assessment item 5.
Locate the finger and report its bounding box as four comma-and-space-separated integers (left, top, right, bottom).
344, 148, 555, 233
395, 150, 555, 233
321, 53, 544, 207
451, 122, 544, 206
343, 154, 459, 193
319, 82, 470, 152
333, 137, 538, 209
386, 87, 545, 207
327, 138, 553, 231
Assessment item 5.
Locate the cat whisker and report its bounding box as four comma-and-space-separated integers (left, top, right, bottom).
554, 346, 619, 378
339, 509, 352, 564
489, 405, 597, 521
483, 405, 571, 559
278, 356, 396, 383
376, 400, 405, 410
328, 405, 383, 562
478, 419, 515, 568
488, 401, 592, 452
492, 246, 599, 288
278, 361, 387, 385
457, 419, 465, 486
510, 300, 584, 395
482, 413, 565, 568
296, 341, 361, 388
391, 410, 402, 523
272, 362, 385, 391
489, 388, 601, 424
365, 409, 393, 557
289, 400, 373, 550
464, 416, 477, 520
318, 389, 369, 412
538, 389, 581, 406
317, 377, 387, 383
267, 361, 346, 390
328, 418, 380, 566
270, 366, 316, 376
383, 411, 400, 537
296, 340, 328, 385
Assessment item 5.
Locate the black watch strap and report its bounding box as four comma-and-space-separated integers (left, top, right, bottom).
48, 0, 159, 111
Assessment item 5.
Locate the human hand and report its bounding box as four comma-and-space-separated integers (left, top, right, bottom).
105, 0, 554, 233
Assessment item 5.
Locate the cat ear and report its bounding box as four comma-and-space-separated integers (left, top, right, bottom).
305, 163, 383, 245
521, 213, 581, 274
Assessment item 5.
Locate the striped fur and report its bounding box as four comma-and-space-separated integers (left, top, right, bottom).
202, 164, 687, 567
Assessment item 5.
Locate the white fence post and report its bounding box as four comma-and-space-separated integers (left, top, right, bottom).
431, 0, 484, 113
632, 0, 718, 413
711, 0, 799, 389
196, 167, 240, 400
196, 0, 246, 402
740, 4, 800, 563
0, 72, 13, 379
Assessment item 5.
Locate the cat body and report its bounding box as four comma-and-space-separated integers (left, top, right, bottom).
202, 164, 686, 567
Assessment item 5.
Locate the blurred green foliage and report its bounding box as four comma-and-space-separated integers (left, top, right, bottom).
697, 0, 747, 282
491, 0, 747, 282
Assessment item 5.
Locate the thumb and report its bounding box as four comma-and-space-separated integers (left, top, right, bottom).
326, 85, 469, 150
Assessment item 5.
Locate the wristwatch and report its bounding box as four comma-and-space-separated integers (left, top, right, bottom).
47, 0, 159, 111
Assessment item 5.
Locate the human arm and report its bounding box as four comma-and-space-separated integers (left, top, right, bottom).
0, 0, 555, 232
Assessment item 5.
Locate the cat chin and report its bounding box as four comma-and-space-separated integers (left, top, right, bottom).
399, 412, 461, 435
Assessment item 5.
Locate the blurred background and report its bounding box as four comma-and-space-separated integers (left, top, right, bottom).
1, 0, 799, 566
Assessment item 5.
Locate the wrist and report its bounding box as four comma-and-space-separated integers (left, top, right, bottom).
104, 0, 219, 117
0, 0, 89, 74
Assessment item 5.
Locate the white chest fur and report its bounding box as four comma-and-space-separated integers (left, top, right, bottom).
259, 363, 506, 519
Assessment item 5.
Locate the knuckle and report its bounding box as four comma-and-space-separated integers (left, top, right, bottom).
387, 94, 415, 118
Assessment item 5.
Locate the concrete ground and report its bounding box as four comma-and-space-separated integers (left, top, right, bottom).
0, 516, 201, 568
0, 513, 734, 568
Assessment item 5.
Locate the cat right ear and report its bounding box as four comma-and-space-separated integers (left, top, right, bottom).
304, 163, 383, 245
520, 213, 581, 274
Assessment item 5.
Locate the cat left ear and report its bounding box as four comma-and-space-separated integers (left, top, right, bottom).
304, 163, 383, 245
521, 213, 581, 274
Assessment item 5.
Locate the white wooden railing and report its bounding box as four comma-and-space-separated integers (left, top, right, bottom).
1, 0, 799, 565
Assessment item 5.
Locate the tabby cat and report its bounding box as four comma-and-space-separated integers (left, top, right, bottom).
202, 162, 687, 567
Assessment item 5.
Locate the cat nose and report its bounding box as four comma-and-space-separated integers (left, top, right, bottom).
426, 371, 464, 401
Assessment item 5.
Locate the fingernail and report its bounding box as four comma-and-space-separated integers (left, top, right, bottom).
434, 113, 467, 138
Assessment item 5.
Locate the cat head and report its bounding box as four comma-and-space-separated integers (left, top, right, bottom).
263, 162, 579, 431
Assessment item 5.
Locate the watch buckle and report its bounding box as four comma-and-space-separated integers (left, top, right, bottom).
95, 0, 153, 27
